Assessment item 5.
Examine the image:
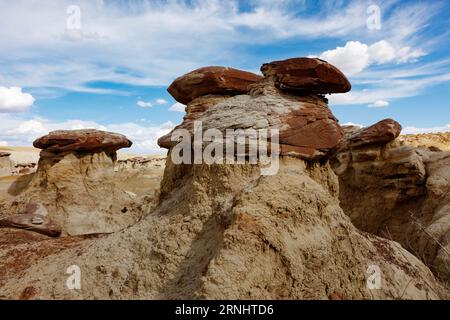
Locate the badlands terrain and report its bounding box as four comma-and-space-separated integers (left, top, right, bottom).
0, 58, 449, 300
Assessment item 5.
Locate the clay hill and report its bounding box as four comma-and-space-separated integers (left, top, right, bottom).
0, 58, 448, 300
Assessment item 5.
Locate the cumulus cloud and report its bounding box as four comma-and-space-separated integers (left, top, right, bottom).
0, 114, 174, 154
317, 40, 426, 76
319, 41, 370, 75
367, 40, 397, 64
169, 102, 186, 113
14, 119, 47, 134
137, 100, 152, 108
0, 141, 8, 147
368, 100, 390, 108
0, 87, 35, 113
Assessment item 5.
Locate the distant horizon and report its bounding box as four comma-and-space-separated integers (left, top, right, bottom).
1, 129, 450, 157
1, 0, 450, 154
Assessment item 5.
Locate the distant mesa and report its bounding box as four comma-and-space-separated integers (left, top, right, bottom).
167, 66, 263, 105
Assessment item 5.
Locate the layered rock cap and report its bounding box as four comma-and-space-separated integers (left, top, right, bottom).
0, 152, 11, 158
168, 66, 263, 105
341, 119, 402, 149
261, 57, 351, 94
159, 57, 347, 161
33, 129, 132, 155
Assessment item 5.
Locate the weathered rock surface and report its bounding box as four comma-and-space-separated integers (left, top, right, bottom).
332, 120, 450, 281
1, 131, 145, 236
0, 214, 61, 237
399, 132, 450, 151
160, 69, 344, 160
261, 58, 351, 94
0, 58, 448, 300
14, 163, 37, 175
0, 157, 447, 299
341, 119, 402, 149
168, 66, 263, 105
116, 156, 165, 171
0, 152, 12, 177
33, 129, 132, 155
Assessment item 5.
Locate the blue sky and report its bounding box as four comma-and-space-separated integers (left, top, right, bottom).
0, 0, 449, 153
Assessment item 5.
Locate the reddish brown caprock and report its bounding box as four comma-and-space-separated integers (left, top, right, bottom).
278, 98, 344, 160
168, 66, 263, 104
345, 119, 402, 148
261, 57, 351, 94
33, 129, 132, 154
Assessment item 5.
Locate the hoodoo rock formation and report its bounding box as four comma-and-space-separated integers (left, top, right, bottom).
159, 59, 346, 160
0, 152, 12, 177
332, 119, 450, 281
0, 130, 144, 236
0, 58, 448, 300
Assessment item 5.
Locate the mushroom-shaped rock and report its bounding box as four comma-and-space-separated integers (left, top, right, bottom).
168, 66, 263, 104
0, 151, 11, 157
33, 129, 132, 154
345, 119, 402, 148
261, 57, 351, 94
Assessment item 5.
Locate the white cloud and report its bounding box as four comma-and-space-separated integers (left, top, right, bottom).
0, 141, 8, 147
0, 87, 35, 113
137, 100, 152, 108
319, 41, 369, 76
169, 102, 186, 113
367, 40, 396, 64
317, 40, 425, 76
342, 122, 363, 128
14, 119, 47, 134
397, 47, 426, 63
155, 99, 168, 105
329, 71, 450, 106
368, 100, 390, 108
402, 124, 450, 135
0, 114, 174, 154
0, 1, 438, 94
